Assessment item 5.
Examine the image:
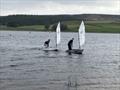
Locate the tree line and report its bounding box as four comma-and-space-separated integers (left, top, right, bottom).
0, 14, 119, 28
0, 15, 79, 27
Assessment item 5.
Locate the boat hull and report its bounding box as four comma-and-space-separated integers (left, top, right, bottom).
43, 48, 59, 52
66, 49, 84, 54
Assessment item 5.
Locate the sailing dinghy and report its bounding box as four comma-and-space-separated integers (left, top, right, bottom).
66, 21, 85, 54
43, 22, 61, 51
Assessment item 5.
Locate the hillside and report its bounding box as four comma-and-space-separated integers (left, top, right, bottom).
0, 14, 120, 33
0, 14, 120, 26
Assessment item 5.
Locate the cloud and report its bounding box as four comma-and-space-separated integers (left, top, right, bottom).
0, 0, 120, 16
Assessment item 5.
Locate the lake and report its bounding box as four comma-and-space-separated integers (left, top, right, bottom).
0, 31, 120, 90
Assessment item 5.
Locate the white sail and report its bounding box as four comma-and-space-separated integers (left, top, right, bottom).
78, 21, 85, 48
56, 22, 61, 47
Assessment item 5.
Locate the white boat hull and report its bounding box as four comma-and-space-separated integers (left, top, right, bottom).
43, 48, 59, 51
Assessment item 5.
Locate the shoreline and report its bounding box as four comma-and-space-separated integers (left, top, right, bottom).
0, 29, 119, 34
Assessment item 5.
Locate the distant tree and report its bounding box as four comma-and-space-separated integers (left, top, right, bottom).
51, 24, 57, 31
61, 24, 68, 31
6, 22, 18, 27
44, 24, 50, 30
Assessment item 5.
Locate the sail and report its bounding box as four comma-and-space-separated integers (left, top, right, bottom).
78, 21, 85, 48
56, 22, 61, 47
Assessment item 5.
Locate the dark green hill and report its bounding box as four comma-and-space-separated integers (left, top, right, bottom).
0, 14, 120, 33
0, 14, 120, 26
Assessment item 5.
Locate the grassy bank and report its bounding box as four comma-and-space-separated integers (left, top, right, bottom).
0, 21, 120, 33
64, 21, 120, 33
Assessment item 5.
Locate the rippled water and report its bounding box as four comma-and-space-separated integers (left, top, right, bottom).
0, 31, 120, 90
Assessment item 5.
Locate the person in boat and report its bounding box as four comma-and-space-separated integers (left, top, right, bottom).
68, 38, 74, 50
44, 39, 50, 48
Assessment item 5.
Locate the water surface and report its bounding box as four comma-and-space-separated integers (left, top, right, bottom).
0, 31, 120, 90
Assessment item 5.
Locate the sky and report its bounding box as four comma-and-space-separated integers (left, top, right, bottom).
0, 0, 120, 16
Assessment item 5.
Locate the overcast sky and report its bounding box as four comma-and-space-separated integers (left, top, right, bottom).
0, 0, 120, 16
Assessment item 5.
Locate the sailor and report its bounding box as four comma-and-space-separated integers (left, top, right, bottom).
44, 39, 50, 48
68, 38, 74, 50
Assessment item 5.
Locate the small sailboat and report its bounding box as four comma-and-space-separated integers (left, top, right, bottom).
55, 22, 61, 50
43, 22, 61, 51
66, 21, 85, 54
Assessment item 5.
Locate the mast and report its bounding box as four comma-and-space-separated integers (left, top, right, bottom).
78, 31, 81, 49
55, 22, 58, 48
78, 21, 81, 49
55, 24, 57, 48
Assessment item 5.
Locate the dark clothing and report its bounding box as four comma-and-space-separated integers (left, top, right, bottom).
44, 40, 50, 48
68, 39, 73, 50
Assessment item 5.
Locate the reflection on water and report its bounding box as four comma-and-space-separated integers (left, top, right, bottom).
0, 31, 120, 90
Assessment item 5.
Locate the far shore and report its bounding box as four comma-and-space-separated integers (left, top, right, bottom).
0, 21, 120, 33
0, 29, 119, 34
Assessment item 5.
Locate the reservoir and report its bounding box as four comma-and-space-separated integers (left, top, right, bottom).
0, 31, 120, 90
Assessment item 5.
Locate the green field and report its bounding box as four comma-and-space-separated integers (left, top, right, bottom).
63, 21, 120, 33
0, 21, 120, 33
18, 25, 45, 31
